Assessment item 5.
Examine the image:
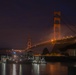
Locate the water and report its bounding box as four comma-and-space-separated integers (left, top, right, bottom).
0, 62, 76, 75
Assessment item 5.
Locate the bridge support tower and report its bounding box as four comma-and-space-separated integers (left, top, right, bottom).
27, 36, 32, 49
54, 11, 61, 40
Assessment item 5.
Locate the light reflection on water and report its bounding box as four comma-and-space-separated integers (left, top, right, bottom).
19, 64, 22, 75
2, 63, 6, 75
46, 62, 68, 75
0, 62, 76, 75
32, 64, 40, 75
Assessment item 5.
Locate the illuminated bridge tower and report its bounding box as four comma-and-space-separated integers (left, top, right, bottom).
27, 37, 32, 49
54, 11, 61, 40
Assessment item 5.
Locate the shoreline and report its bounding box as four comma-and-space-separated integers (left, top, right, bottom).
44, 56, 76, 62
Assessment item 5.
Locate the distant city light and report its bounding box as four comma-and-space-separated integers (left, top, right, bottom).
13, 52, 16, 54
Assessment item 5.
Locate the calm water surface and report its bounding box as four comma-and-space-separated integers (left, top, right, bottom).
0, 62, 76, 75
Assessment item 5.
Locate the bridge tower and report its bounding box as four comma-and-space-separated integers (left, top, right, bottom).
27, 36, 32, 49
54, 11, 61, 40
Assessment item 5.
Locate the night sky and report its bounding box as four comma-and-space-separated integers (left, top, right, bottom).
0, 0, 76, 49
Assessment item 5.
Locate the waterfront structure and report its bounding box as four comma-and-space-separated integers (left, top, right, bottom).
66, 49, 76, 56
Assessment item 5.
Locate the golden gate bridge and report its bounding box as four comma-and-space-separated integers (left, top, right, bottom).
25, 11, 76, 54
1, 11, 76, 63
1, 11, 76, 56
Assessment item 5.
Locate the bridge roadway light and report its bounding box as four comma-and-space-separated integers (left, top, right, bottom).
70, 35, 73, 38
66, 36, 69, 38
51, 39, 54, 42
19, 50, 21, 52
51, 39, 56, 43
